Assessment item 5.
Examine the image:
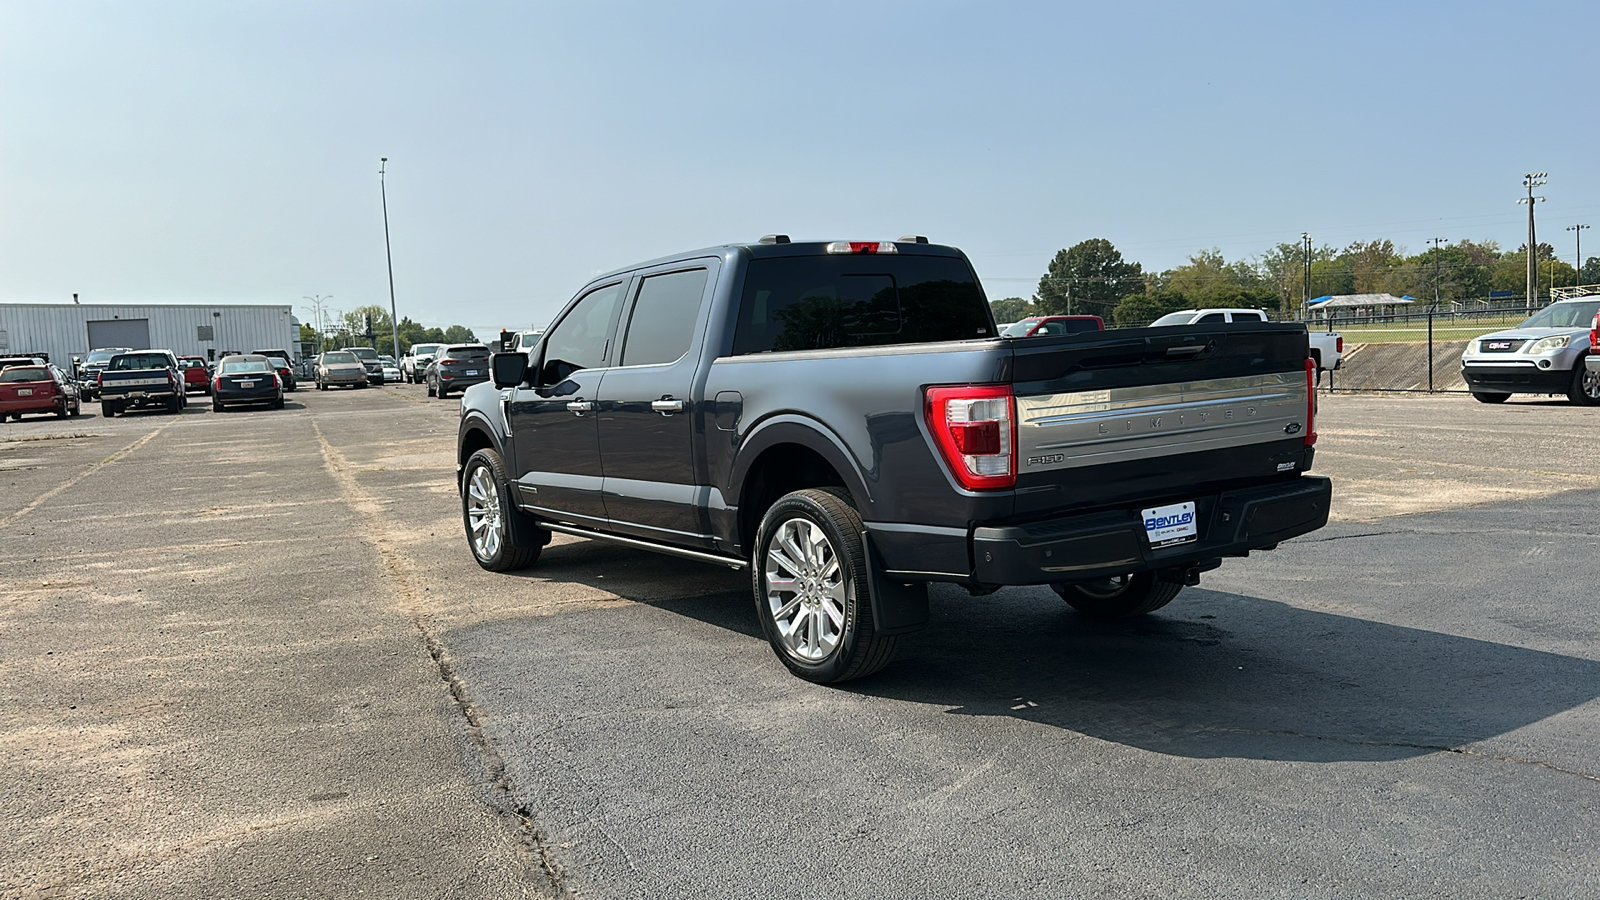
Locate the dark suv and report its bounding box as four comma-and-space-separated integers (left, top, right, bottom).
427, 345, 490, 398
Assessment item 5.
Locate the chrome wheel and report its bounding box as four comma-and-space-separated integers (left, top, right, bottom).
466, 465, 503, 560
1583, 368, 1600, 401
763, 517, 846, 662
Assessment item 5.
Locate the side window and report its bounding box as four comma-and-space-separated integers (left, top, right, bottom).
540, 283, 623, 384
1196, 313, 1227, 324
620, 268, 709, 367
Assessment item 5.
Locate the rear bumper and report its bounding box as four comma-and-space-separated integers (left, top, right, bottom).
103, 389, 178, 405
1461, 364, 1569, 393
0, 397, 61, 414
870, 476, 1331, 586
1586, 356, 1600, 373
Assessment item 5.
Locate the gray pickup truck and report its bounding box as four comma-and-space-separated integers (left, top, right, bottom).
456, 236, 1331, 683
99, 350, 186, 417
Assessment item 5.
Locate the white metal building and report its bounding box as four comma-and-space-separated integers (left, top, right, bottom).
0, 303, 299, 366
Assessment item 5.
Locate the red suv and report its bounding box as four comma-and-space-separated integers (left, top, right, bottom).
1000, 315, 1106, 337
0, 364, 82, 420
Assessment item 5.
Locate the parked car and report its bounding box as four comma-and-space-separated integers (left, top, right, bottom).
0, 364, 81, 420
178, 356, 212, 394
0, 355, 46, 369
1000, 315, 1105, 337
426, 344, 491, 398
1461, 296, 1600, 404
211, 355, 285, 411
99, 350, 185, 417
454, 235, 1328, 683
252, 350, 297, 392
315, 351, 368, 389
1152, 308, 1343, 375
346, 346, 384, 384
380, 358, 404, 384
400, 343, 444, 383
76, 347, 132, 400
1586, 311, 1600, 381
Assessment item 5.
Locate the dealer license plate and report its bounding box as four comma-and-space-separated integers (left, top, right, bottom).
16, 388, 31, 396
239, 380, 256, 388
466, 369, 480, 375
1142, 501, 1198, 548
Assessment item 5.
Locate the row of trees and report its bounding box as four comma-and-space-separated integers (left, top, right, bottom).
991, 238, 1600, 327
299, 304, 478, 356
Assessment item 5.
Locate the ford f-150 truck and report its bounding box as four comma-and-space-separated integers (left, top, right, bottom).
456, 236, 1331, 683
99, 350, 186, 417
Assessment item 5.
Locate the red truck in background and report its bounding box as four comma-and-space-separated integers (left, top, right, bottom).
1000, 315, 1105, 337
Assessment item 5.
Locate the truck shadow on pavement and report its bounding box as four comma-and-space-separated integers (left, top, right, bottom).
529, 539, 1600, 763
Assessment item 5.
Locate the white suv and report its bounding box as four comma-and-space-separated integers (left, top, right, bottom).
1461, 296, 1600, 405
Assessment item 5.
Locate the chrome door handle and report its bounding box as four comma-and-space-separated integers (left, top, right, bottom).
566, 400, 596, 415
651, 398, 686, 415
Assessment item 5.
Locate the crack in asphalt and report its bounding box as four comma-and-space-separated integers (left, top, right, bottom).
310, 416, 569, 897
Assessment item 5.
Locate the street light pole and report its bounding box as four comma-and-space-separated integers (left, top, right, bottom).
1567, 224, 1590, 288
1519, 172, 1547, 311
302, 294, 333, 355
379, 158, 401, 359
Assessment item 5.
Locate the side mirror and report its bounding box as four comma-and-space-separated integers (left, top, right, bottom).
490, 352, 527, 389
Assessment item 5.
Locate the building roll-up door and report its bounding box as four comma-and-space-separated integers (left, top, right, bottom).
86, 319, 151, 351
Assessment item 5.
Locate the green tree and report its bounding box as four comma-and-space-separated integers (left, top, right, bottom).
342, 305, 393, 350
989, 297, 1034, 324
1036, 239, 1144, 317
1581, 256, 1600, 285
442, 325, 479, 344
1340, 240, 1405, 294
1111, 289, 1190, 327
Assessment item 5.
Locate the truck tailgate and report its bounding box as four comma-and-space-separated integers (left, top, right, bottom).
1006, 322, 1314, 519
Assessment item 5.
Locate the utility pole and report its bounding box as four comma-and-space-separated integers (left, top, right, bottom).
379, 158, 401, 358
1519, 172, 1547, 311
1568, 224, 1590, 287
1428, 238, 1448, 309
1300, 232, 1313, 320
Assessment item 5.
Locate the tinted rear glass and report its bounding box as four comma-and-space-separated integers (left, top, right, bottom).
444, 346, 488, 359
324, 352, 358, 364
0, 367, 48, 383
110, 354, 170, 370
732, 255, 993, 355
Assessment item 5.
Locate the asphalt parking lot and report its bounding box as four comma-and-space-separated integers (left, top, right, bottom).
3, 384, 1599, 898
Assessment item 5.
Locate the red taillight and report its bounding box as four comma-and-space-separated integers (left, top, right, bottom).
96, 372, 104, 386
1304, 358, 1318, 448
923, 384, 1016, 491
826, 241, 899, 255
1335, 335, 1343, 354
214, 377, 223, 392
1590, 313, 1598, 351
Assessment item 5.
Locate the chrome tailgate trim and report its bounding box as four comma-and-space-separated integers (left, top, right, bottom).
1017, 372, 1306, 472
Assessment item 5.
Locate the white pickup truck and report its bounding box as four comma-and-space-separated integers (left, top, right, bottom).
1152, 308, 1343, 376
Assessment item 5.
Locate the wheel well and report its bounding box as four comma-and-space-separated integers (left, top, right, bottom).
459, 426, 495, 469
738, 443, 851, 552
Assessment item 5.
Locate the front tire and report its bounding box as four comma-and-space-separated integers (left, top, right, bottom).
461, 449, 547, 571
1566, 361, 1600, 406
1052, 573, 1181, 619
753, 488, 897, 684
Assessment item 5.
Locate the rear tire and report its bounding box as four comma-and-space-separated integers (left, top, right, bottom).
1566, 361, 1600, 406
753, 488, 897, 684
100, 401, 118, 418
1052, 573, 1181, 619
272, 397, 285, 409
461, 448, 547, 572
212, 400, 224, 413
1472, 391, 1511, 404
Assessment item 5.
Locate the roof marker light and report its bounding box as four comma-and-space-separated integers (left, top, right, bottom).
758, 234, 791, 244
898, 235, 929, 244
826, 241, 899, 255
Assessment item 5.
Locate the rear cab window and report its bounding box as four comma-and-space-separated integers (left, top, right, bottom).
732, 254, 993, 355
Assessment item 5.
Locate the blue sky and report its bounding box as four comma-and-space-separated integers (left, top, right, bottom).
3, 1, 1596, 335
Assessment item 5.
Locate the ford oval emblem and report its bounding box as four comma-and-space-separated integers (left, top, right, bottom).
1284, 423, 1302, 435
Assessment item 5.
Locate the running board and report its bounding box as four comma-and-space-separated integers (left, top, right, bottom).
537, 520, 748, 570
